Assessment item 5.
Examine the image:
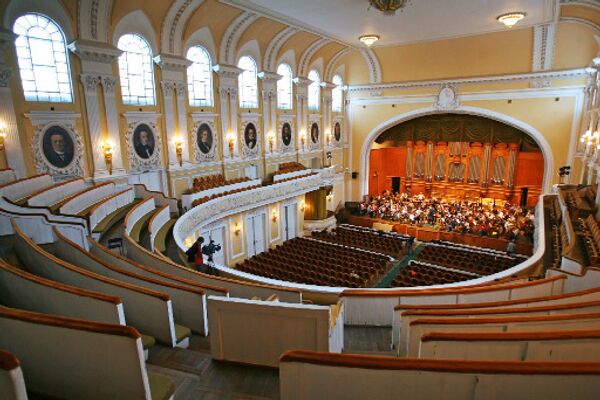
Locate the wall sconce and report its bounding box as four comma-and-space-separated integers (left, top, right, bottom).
326, 193, 333, 202
174, 136, 183, 167
233, 222, 241, 236
267, 132, 275, 153
271, 209, 278, 222
0, 122, 6, 151
226, 132, 236, 158
300, 132, 306, 149
326, 131, 332, 146
300, 201, 306, 212
102, 141, 113, 175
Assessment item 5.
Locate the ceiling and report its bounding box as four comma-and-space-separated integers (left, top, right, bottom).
221, 0, 558, 47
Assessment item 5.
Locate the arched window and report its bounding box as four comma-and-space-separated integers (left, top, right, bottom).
277, 63, 293, 110
186, 46, 213, 107
117, 33, 155, 106
238, 56, 258, 108
13, 13, 73, 102
308, 69, 320, 111
332, 74, 343, 112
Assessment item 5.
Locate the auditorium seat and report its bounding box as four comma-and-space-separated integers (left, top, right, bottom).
0, 306, 175, 400
0, 349, 27, 400
11, 222, 184, 348
419, 330, 600, 361
279, 350, 600, 400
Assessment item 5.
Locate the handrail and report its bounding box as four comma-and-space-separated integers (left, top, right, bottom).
420, 329, 600, 342
0, 349, 20, 370
279, 349, 600, 374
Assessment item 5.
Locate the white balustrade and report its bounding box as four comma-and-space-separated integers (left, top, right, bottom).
181, 179, 261, 210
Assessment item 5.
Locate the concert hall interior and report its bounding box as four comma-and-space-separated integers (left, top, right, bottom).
1, 1, 600, 399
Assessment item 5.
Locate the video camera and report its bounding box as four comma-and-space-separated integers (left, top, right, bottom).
201, 239, 222, 263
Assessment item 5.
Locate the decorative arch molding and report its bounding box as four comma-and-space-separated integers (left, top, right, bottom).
184, 26, 217, 63
324, 47, 351, 82
359, 47, 382, 84
277, 49, 297, 75
560, 0, 600, 12
236, 40, 262, 71
219, 11, 259, 64
77, 0, 113, 42
3, 0, 74, 40
298, 38, 330, 77
264, 27, 298, 72
161, 0, 206, 55
112, 10, 158, 55
358, 106, 555, 197
307, 58, 324, 79
559, 16, 600, 35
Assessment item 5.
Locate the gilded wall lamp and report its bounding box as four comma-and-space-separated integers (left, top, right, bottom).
226, 132, 236, 158
102, 141, 113, 175
174, 136, 183, 166
267, 132, 275, 153
0, 122, 6, 151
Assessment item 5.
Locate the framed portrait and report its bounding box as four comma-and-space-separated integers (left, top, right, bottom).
244, 122, 258, 150
196, 123, 213, 155
42, 125, 74, 169
334, 122, 341, 142
281, 122, 292, 147
310, 122, 319, 144
133, 123, 155, 159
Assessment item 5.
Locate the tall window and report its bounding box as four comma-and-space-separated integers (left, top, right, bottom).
117, 33, 155, 106
308, 69, 320, 111
13, 13, 73, 102
238, 56, 258, 108
332, 74, 343, 112
277, 63, 293, 110
186, 46, 213, 107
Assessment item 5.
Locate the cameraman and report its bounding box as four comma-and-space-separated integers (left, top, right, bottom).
185, 236, 209, 274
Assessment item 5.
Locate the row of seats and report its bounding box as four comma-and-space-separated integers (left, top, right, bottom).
547, 198, 565, 269
274, 162, 307, 175
190, 184, 262, 207
189, 174, 250, 193
236, 237, 392, 287
389, 261, 476, 287
578, 214, 600, 265
416, 243, 520, 276
311, 225, 409, 258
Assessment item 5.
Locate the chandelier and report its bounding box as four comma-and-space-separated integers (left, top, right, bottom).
368, 0, 411, 15
497, 12, 526, 28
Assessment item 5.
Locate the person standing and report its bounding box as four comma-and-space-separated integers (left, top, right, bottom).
506, 239, 516, 256
185, 237, 206, 273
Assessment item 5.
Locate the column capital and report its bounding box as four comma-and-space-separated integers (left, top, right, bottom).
213, 64, 243, 78
80, 73, 102, 94
258, 70, 282, 83
0, 66, 12, 88
293, 76, 311, 88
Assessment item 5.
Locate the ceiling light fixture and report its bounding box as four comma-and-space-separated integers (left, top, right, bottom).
368, 0, 411, 16
497, 12, 526, 28
359, 34, 380, 47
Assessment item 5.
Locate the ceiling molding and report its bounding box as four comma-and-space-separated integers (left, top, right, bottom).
359, 48, 382, 85
347, 68, 590, 94
532, 23, 557, 71
560, 16, 600, 34
264, 26, 298, 72
298, 38, 331, 77
324, 47, 351, 82
560, 0, 600, 12
161, 0, 206, 55
219, 11, 259, 64
218, 0, 351, 48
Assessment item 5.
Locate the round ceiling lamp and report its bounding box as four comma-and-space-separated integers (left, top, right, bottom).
497, 12, 526, 28
359, 34, 380, 47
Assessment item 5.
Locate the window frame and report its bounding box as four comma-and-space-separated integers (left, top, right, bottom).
237, 56, 258, 109
186, 45, 213, 107
13, 13, 74, 103
276, 63, 293, 110
117, 33, 156, 106
307, 69, 321, 111
331, 74, 343, 113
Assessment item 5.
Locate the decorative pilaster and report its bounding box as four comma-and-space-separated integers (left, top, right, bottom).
101, 75, 124, 174
321, 81, 335, 149
80, 74, 105, 174
425, 141, 434, 183
294, 76, 311, 153
214, 64, 243, 160
259, 71, 281, 155
406, 140, 414, 182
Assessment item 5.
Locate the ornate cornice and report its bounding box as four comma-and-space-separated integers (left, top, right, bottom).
347, 68, 591, 94
154, 54, 192, 72
213, 63, 244, 79
293, 76, 312, 88
68, 39, 122, 63
258, 70, 282, 83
